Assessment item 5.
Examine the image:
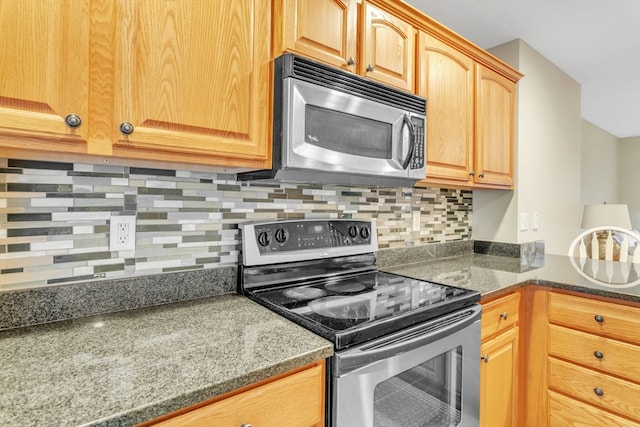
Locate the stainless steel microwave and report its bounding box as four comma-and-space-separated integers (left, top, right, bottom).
238, 53, 426, 187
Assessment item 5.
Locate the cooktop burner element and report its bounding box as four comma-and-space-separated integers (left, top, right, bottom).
325, 282, 366, 293
283, 287, 327, 300
239, 219, 480, 350
309, 296, 372, 320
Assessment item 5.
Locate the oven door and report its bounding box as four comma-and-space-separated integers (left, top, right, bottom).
331, 305, 481, 427
283, 78, 422, 179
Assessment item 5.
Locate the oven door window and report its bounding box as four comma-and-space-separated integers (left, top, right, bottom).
373, 347, 463, 427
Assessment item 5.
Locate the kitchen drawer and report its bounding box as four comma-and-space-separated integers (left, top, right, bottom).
548, 390, 635, 427
548, 324, 640, 382
548, 357, 640, 421
481, 292, 520, 340
147, 362, 325, 426
548, 292, 640, 345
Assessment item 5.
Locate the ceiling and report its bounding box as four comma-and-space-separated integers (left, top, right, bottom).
406, 0, 640, 138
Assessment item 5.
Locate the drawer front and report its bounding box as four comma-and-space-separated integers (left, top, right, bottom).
548, 325, 640, 382
481, 292, 520, 340
151, 362, 325, 426
548, 292, 640, 345
549, 390, 635, 427
548, 357, 640, 421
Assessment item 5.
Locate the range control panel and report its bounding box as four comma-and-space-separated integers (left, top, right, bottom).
253, 220, 372, 254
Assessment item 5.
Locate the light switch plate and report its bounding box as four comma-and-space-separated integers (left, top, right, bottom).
519, 213, 529, 231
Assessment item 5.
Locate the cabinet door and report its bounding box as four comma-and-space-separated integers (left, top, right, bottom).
361, 2, 414, 92
417, 31, 474, 186
480, 327, 518, 427
475, 64, 515, 188
106, 0, 271, 168
274, 0, 357, 71
0, 0, 90, 152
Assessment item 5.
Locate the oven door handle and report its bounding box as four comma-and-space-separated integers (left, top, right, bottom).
335, 305, 482, 375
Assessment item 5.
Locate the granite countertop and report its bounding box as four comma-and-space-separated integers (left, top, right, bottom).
0, 294, 333, 427
2, 252, 638, 427
383, 253, 640, 303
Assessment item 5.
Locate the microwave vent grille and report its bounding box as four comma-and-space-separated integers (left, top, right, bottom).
290, 56, 426, 114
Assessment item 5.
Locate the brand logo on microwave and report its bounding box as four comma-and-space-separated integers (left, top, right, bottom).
307, 135, 319, 142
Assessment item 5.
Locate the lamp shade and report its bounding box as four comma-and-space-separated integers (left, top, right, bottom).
581, 204, 632, 229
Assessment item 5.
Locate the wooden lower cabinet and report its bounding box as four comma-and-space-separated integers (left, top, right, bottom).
548, 390, 635, 427
548, 357, 640, 421
480, 292, 520, 427
480, 326, 519, 427
142, 361, 325, 427
490, 288, 640, 426
545, 292, 640, 425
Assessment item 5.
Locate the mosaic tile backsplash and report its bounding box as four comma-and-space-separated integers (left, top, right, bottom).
0, 158, 472, 291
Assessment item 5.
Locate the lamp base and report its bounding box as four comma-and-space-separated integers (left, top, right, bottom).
585, 231, 621, 261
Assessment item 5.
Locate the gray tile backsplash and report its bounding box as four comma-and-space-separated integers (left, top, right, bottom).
1, 158, 472, 291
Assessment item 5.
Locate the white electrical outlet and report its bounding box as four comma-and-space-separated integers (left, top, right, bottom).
110, 215, 136, 251
412, 211, 421, 231
533, 211, 540, 231
519, 213, 529, 231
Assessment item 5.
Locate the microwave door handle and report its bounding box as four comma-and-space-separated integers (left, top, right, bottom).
401, 114, 416, 170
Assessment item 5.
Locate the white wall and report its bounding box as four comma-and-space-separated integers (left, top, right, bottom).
581, 120, 619, 206
618, 136, 640, 229
579, 122, 639, 230
473, 39, 583, 255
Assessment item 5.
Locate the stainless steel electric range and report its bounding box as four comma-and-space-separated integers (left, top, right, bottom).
239, 219, 482, 427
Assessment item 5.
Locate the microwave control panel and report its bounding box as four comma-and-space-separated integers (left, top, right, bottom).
410, 116, 425, 170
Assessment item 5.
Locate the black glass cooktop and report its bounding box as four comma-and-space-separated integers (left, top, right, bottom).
244, 271, 480, 350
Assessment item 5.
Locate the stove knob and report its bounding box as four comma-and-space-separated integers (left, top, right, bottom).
257, 231, 271, 247
360, 226, 370, 239
348, 225, 359, 238
274, 228, 288, 244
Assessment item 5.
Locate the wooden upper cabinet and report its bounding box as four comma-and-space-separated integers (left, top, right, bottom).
0, 0, 90, 152
102, 0, 271, 168
275, 0, 415, 91
274, 0, 358, 71
416, 33, 517, 190
361, 2, 414, 92
416, 32, 473, 186
475, 64, 516, 188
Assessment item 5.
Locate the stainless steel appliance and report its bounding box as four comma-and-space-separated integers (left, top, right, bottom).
238, 53, 426, 187
239, 219, 481, 427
